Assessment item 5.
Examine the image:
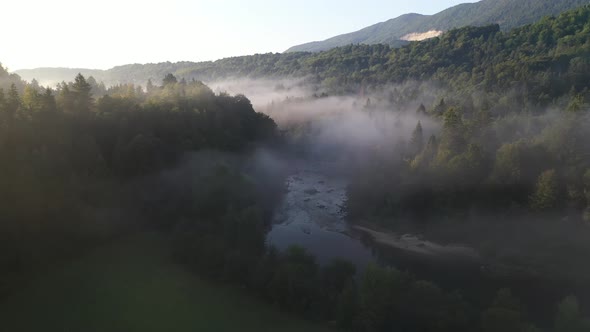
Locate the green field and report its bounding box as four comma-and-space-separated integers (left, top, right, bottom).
0, 234, 332, 332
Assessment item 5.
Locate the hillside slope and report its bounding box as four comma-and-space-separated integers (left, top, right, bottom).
286, 0, 588, 52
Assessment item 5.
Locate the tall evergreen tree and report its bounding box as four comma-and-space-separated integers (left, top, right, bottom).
410, 121, 424, 155
40, 88, 57, 113
57, 82, 74, 113
71, 73, 93, 112
22, 85, 40, 113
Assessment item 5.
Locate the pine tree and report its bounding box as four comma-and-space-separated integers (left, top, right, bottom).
22, 85, 40, 113
57, 82, 74, 113
72, 73, 93, 112
40, 88, 57, 113
437, 108, 466, 162
434, 98, 447, 114
416, 103, 427, 115
410, 121, 424, 155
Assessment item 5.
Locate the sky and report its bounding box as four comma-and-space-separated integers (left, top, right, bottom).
2, 0, 478, 70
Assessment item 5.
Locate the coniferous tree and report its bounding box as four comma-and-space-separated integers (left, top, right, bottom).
57, 82, 74, 113
71, 73, 93, 112
416, 103, 427, 115
22, 85, 40, 113
162, 73, 178, 86
410, 121, 424, 155
40, 88, 57, 113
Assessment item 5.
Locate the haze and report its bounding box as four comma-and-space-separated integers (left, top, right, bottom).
4, 0, 477, 70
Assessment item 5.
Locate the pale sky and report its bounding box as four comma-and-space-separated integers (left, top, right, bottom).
2, 0, 478, 70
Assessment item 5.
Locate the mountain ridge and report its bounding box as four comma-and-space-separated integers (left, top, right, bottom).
285, 0, 588, 52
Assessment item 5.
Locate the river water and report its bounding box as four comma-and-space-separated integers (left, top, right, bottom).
266, 160, 375, 268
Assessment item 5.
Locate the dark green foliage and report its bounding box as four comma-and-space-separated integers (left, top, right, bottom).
335, 280, 358, 329
530, 169, 560, 211
357, 264, 404, 331
0, 73, 278, 296
410, 121, 424, 155
481, 289, 529, 332
6, 84, 20, 119
321, 259, 356, 313
267, 246, 319, 314
162, 73, 178, 86
555, 296, 590, 332
71, 73, 93, 112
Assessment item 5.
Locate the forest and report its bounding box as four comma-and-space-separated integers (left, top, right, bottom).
0, 71, 277, 293
3, 4, 590, 332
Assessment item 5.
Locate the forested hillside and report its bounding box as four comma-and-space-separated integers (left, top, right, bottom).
337, 5, 590, 219
286, 0, 588, 52
337, 5, 590, 288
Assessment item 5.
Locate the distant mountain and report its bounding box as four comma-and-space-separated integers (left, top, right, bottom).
15, 62, 207, 87
286, 0, 589, 52
14, 67, 107, 87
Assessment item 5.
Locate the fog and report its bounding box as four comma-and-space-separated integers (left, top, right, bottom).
210, 78, 441, 159
206, 77, 590, 283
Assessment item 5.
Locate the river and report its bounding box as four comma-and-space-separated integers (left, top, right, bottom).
266, 159, 374, 268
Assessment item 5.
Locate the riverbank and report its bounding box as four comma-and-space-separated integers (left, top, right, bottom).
350, 222, 551, 280
351, 225, 480, 260
350, 220, 573, 279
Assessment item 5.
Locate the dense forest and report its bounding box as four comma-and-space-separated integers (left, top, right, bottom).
341, 5, 590, 284
5, 4, 590, 332
0, 71, 277, 294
